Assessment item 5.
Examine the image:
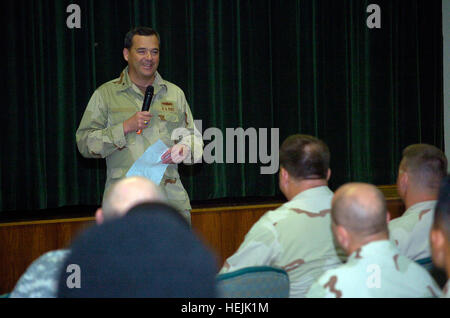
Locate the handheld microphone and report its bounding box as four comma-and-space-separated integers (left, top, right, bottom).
137, 85, 154, 135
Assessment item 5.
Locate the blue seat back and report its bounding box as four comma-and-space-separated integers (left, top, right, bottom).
415, 257, 433, 271
216, 266, 290, 298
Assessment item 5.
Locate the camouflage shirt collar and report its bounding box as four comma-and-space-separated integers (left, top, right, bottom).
116, 66, 167, 94
349, 239, 392, 261
403, 200, 437, 216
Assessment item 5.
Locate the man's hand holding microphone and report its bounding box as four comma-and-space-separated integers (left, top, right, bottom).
123, 85, 154, 135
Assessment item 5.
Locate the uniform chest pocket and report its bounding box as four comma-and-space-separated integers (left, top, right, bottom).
157, 101, 180, 123
158, 111, 179, 123
108, 107, 135, 126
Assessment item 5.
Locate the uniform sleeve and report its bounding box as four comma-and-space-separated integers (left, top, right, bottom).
388, 219, 410, 255
219, 218, 281, 274
305, 280, 328, 298
9, 250, 69, 298
172, 91, 203, 164
306, 273, 340, 298
76, 90, 127, 159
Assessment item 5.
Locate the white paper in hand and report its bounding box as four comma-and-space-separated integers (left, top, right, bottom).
126, 139, 169, 185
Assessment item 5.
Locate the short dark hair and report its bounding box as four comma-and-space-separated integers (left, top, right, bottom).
401, 144, 447, 191
433, 176, 450, 239
124, 27, 160, 49
279, 134, 330, 180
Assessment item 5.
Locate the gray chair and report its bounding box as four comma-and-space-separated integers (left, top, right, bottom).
216, 266, 290, 298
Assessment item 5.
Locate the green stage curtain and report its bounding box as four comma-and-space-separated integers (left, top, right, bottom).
0, 0, 443, 212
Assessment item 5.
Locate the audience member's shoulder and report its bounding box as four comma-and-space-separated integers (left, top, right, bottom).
398, 253, 434, 276
394, 254, 442, 296
253, 204, 298, 229
10, 249, 70, 298
239, 209, 282, 238
41, 248, 71, 260
388, 211, 416, 228
25, 249, 70, 271
307, 266, 358, 298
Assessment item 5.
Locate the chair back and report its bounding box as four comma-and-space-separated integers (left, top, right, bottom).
415, 257, 433, 271
216, 266, 289, 298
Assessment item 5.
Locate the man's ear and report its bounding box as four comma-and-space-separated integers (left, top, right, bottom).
95, 208, 104, 225
430, 228, 446, 268
430, 228, 444, 248
326, 168, 331, 181
278, 166, 289, 187
334, 224, 350, 251
386, 210, 391, 223
123, 48, 130, 62
280, 167, 289, 182
397, 169, 408, 198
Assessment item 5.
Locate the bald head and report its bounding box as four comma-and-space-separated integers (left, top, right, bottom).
332, 183, 388, 239
101, 177, 166, 221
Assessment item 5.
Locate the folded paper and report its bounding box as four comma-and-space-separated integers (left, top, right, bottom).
126, 139, 169, 185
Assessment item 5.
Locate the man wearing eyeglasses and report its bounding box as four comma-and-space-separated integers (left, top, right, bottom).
76, 27, 203, 224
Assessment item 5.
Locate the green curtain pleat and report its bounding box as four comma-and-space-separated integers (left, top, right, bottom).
0, 0, 444, 213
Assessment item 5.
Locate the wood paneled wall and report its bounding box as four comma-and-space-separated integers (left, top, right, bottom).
0, 218, 96, 295
0, 185, 404, 294
191, 204, 280, 266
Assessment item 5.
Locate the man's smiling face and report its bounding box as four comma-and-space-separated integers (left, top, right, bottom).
123, 34, 160, 84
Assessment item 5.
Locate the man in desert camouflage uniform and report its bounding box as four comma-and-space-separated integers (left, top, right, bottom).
307, 183, 441, 298
389, 144, 447, 260
76, 27, 202, 224
430, 176, 450, 298
219, 134, 344, 298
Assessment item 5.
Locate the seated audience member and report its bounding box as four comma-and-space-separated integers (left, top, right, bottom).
307, 183, 441, 298
10, 176, 166, 298
219, 134, 343, 298
389, 144, 447, 260
57, 202, 218, 298
430, 176, 450, 298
